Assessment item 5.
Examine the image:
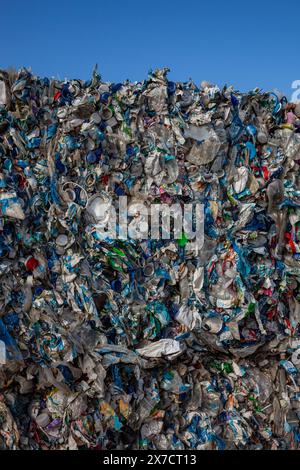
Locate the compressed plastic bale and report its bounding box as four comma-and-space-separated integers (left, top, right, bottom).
0, 66, 299, 451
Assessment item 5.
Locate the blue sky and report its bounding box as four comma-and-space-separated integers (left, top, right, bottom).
1, 0, 299, 97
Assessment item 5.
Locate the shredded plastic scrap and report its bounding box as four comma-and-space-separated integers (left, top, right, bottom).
0, 67, 299, 449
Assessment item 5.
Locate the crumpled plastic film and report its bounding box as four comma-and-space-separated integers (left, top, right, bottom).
0, 66, 299, 449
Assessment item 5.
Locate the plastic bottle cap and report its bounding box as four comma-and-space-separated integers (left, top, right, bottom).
56, 234, 68, 247
25, 257, 39, 271
143, 264, 154, 277
86, 152, 98, 164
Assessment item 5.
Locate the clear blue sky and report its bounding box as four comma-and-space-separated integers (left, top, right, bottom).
1, 0, 299, 97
